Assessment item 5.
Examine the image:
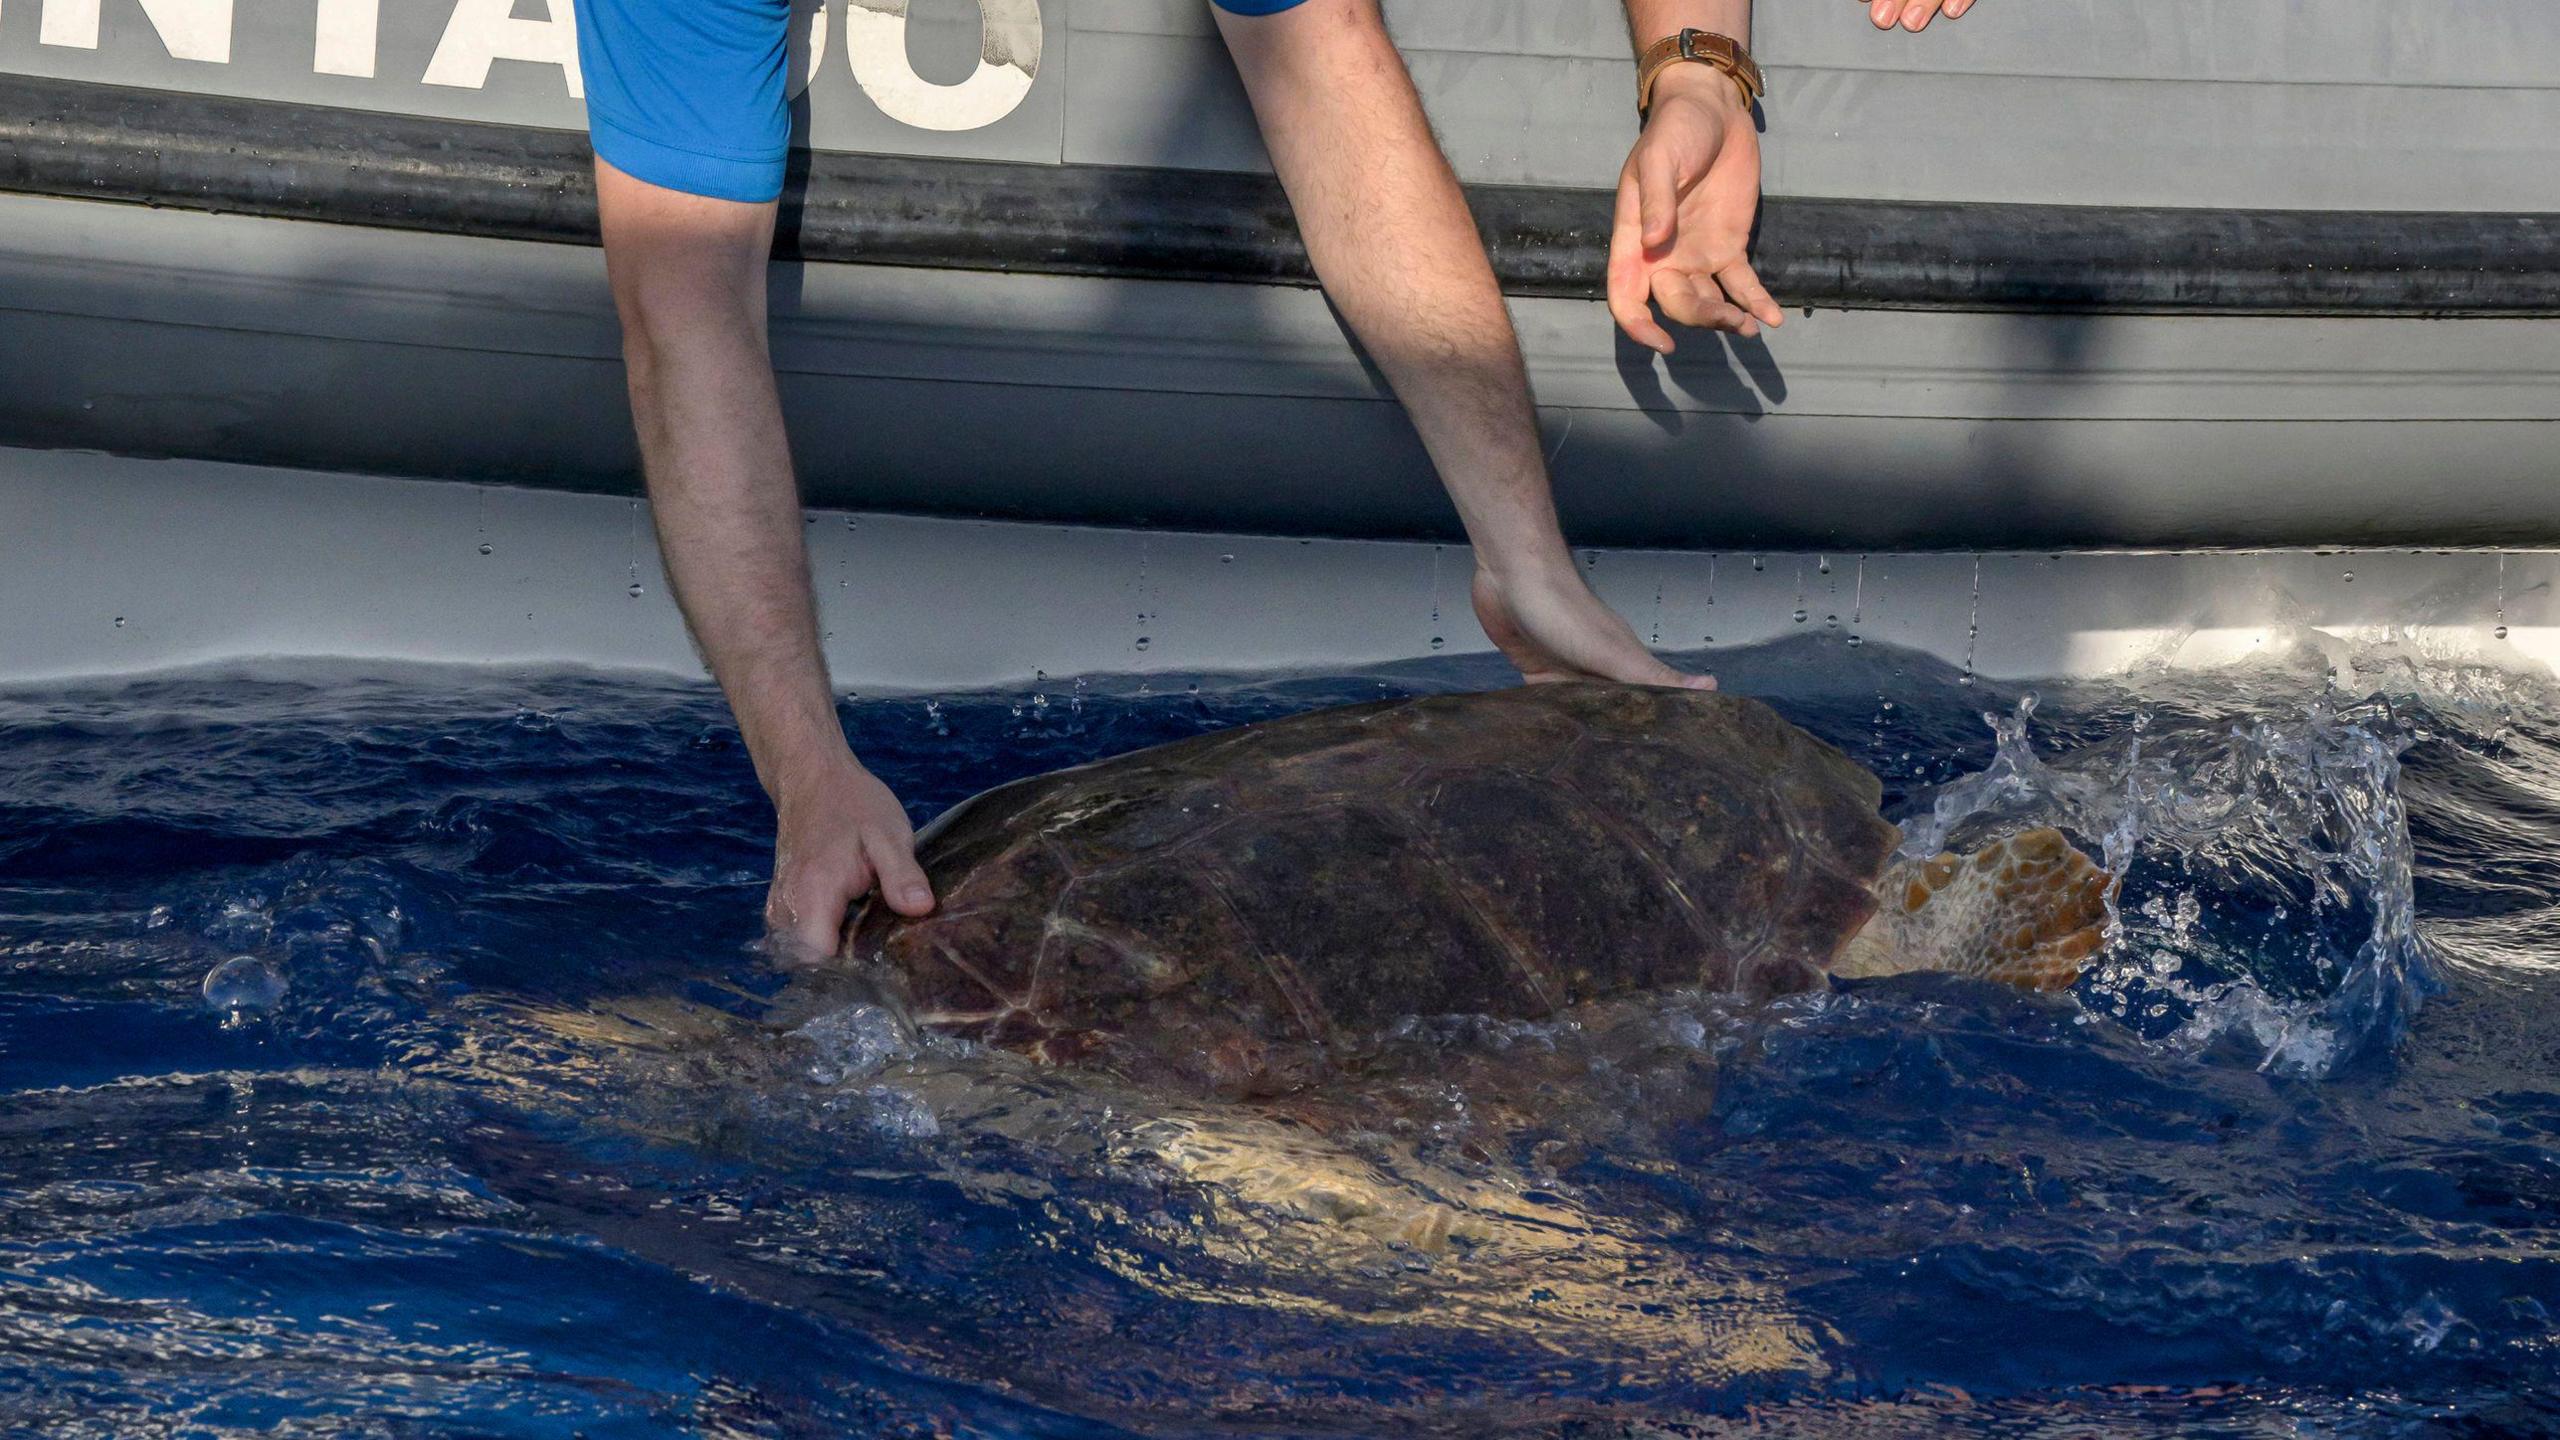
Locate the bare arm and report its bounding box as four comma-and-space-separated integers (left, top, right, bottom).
1213, 0, 1708, 690
596, 164, 933, 955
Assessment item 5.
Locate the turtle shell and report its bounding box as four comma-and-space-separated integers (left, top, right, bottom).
843, 684, 1898, 1093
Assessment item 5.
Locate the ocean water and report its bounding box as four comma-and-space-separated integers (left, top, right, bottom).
2, 636, 2555, 1438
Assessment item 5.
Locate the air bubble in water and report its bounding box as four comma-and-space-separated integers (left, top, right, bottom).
1219, 553, 1235, 564
1134, 636, 1151, 651
1750, 557, 1765, 572
112, 617, 126, 628
1825, 614, 1839, 629
1816, 558, 1832, 575
2496, 625, 2510, 640
626, 583, 644, 599
203, 955, 286, 1021
478, 543, 494, 556
1846, 634, 1863, 648
1791, 608, 1808, 623
1429, 636, 1446, 650
2341, 571, 2355, 583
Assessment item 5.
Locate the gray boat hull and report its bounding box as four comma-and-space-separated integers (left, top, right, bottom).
1, 0, 2554, 550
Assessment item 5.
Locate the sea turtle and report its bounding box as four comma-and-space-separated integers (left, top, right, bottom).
522, 685, 2116, 1396
841, 682, 2112, 1101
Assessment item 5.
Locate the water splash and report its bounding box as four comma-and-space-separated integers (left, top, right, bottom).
1902, 693, 2437, 1076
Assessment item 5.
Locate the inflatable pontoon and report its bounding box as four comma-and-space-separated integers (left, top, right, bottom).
2, 1, 2556, 685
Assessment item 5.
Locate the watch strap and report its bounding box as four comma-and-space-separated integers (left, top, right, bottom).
1636, 29, 1764, 117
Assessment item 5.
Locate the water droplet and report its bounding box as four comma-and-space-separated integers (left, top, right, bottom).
1134, 636, 1151, 651
1791, 608, 1808, 624
1958, 673, 1976, 687
203, 955, 286, 1020
1825, 614, 1840, 629
1219, 553, 1235, 564
2495, 624, 2510, 640
477, 543, 494, 556
846, 516, 859, 530
1750, 557, 1765, 572
1816, 558, 1832, 575
2341, 571, 2354, 583
111, 616, 126, 628
1429, 636, 1446, 650
1846, 634, 1863, 648
626, 583, 644, 599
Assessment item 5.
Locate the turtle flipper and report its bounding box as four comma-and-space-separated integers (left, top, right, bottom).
1834, 827, 2113, 991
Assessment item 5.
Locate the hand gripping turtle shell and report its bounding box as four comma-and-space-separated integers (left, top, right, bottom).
844, 683, 2111, 1092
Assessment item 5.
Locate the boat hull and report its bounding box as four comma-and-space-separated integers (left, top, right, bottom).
1, 0, 2554, 551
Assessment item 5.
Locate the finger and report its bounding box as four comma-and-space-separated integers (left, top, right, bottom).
1945, 0, 1973, 14
1630, 653, 1718, 690
1868, 0, 1898, 27
1608, 174, 1676, 353
1636, 143, 1682, 251
866, 832, 936, 918
1657, 270, 1756, 336
1589, 618, 1717, 692
1715, 258, 1785, 330
768, 867, 861, 961
1901, 0, 1942, 30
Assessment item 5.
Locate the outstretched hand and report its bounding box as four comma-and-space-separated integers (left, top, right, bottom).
1607, 66, 1783, 354
766, 756, 934, 959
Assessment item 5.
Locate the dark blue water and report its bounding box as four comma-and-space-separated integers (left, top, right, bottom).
3, 638, 2556, 1437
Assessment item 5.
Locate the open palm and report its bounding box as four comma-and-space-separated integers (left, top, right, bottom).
1607, 80, 1784, 353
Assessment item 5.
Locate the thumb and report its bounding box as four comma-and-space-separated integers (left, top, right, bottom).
867, 834, 936, 918
1636, 142, 1681, 251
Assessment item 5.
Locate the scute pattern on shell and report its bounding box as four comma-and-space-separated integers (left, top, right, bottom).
844, 685, 1900, 1092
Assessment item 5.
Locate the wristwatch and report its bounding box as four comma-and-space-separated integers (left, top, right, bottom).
1636, 28, 1764, 117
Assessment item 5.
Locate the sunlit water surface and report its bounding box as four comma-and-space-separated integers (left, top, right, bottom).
3, 638, 2556, 1438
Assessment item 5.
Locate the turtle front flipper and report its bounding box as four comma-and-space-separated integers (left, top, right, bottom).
1832, 827, 2113, 991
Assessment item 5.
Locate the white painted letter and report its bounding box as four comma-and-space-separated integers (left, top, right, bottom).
313, 0, 379, 78
423, 0, 584, 98
845, 0, 1039, 133
40, 0, 234, 63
